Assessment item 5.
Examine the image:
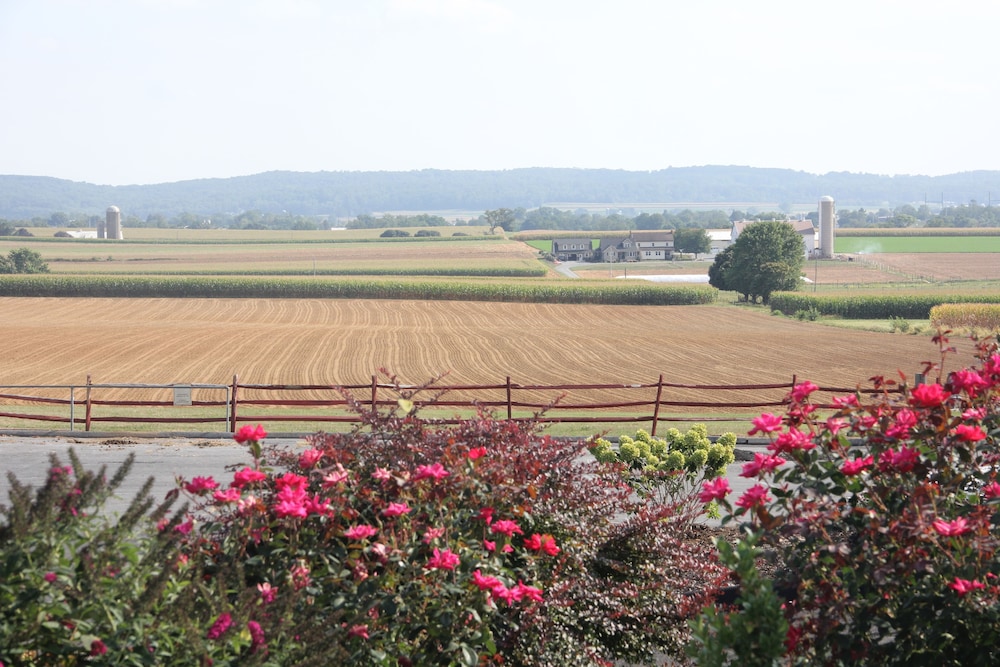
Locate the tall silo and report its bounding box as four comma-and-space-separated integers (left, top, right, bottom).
818, 196, 835, 259
106, 205, 122, 240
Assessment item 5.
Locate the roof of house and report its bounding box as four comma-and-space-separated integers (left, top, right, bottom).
732, 219, 815, 237
630, 230, 673, 242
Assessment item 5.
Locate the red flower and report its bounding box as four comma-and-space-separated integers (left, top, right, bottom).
248, 620, 266, 651
89, 638, 108, 656
831, 393, 860, 409
206, 612, 233, 640
952, 424, 986, 443
879, 446, 919, 473
949, 368, 988, 396
426, 547, 461, 570
44, 572, 57, 583
412, 462, 450, 482
490, 519, 523, 537
344, 524, 378, 541
513, 581, 544, 602
468, 446, 488, 460
885, 408, 918, 440
524, 533, 560, 555
840, 455, 874, 476
298, 448, 324, 468
949, 577, 985, 596
348, 624, 370, 640
909, 383, 951, 408
382, 502, 411, 517
769, 427, 815, 453
735, 484, 771, 509
748, 413, 783, 436
477, 507, 494, 524
983, 481, 1000, 499
789, 380, 819, 404
933, 517, 971, 537
234, 424, 267, 444
698, 477, 732, 503
184, 476, 219, 495
740, 452, 786, 478
232, 467, 267, 488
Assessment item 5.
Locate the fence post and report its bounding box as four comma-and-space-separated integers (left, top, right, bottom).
506, 376, 513, 420
230, 374, 239, 432
371, 375, 378, 413
85, 375, 92, 432
651, 374, 665, 436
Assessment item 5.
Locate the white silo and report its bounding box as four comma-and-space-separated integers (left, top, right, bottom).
818, 196, 835, 259
106, 205, 123, 240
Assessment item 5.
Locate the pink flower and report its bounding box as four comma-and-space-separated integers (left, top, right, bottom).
513, 581, 544, 602
304, 494, 331, 515
789, 380, 819, 403
275, 472, 308, 493
274, 498, 308, 519
490, 519, 523, 537
698, 477, 732, 503
232, 467, 267, 488
468, 446, 488, 460
323, 464, 351, 487
825, 417, 847, 436
933, 517, 971, 537
234, 424, 267, 444
248, 620, 266, 651
44, 571, 57, 583
909, 383, 951, 409
952, 424, 987, 443
472, 569, 503, 592
769, 427, 815, 453
885, 408, 918, 440
371, 467, 392, 481
483, 539, 497, 552
298, 448, 324, 468
257, 582, 277, 604
422, 526, 446, 544
478, 507, 494, 524
840, 455, 874, 476
749, 413, 783, 436
427, 547, 461, 570
983, 481, 1000, 499
344, 524, 378, 541
880, 446, 919, 473
348, 624, 370, 640
213, 488, 242, 504
413, 462, 450, 482
290, 563, 311, 590
382, 502, 411, 517
831, 393, 860, 409
949, 368, 988, 396
949, 577, 985, 596
184, 476, 219, 495
735, 484, 771, 509
174, 519, 194, 535
89, 638, 108, 656
740, 452, 786, 478
524, 533, 560, 555
206, 612, 233, 640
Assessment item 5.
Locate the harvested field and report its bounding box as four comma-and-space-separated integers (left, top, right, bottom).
848, 253, 1000, 282
0, 298, 978, 410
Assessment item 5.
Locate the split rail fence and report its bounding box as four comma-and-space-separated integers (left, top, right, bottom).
0, 374, 902, 436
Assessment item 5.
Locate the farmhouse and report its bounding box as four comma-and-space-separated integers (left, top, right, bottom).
599, 230, 675, 262
731, 219, 816, 258
551, 238, 595, 261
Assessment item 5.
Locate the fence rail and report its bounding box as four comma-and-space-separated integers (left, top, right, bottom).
0, 373, 904, 436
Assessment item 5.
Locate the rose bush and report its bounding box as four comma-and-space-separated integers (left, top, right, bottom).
692, 333, 1000, 666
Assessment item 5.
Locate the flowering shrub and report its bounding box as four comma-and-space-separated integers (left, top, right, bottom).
694, 333, 1000, 665
589, 426, 736, 506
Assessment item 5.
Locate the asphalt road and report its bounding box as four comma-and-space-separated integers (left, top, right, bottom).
0, 432, 763, 516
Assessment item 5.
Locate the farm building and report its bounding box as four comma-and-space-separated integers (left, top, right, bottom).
599, 230, 675, 262
731, 219, 816, 258
551, 238, 596, 261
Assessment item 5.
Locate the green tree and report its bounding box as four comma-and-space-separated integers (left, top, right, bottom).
722, 221, 804, 304
483, 208, 515, 234
707, 245, 734, 292
673, 227, 712, 258
0, 247, 49, 274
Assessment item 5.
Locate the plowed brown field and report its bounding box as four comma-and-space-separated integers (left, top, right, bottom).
0, 298, 977, 407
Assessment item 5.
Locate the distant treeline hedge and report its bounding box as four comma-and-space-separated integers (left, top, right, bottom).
770, 292, 1000, 319
0, 275, 718, 305
836, 228, 1000, 237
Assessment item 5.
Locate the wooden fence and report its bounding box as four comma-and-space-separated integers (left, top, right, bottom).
0, 373, 901, 436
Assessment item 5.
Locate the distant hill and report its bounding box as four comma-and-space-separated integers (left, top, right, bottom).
1, 166, 998, 220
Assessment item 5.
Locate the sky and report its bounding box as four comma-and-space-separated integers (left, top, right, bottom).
2, 0, 999, 186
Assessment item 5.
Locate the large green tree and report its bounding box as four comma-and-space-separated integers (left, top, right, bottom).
0, 247, 49, 274
673, 227, 712, 258
711, 221, 804, 304
483, 208, 516, 234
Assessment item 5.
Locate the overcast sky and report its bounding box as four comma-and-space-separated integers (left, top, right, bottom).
2, 0, 998, 186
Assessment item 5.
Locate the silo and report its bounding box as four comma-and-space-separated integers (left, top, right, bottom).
96, 219, 106, 239
818, 196, 835, 259
106, 205, 122, 240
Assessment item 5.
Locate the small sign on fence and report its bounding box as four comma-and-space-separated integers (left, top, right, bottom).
173, 385, 193, 407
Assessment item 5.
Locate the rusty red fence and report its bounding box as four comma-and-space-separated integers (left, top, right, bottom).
0, 373, 902, 435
